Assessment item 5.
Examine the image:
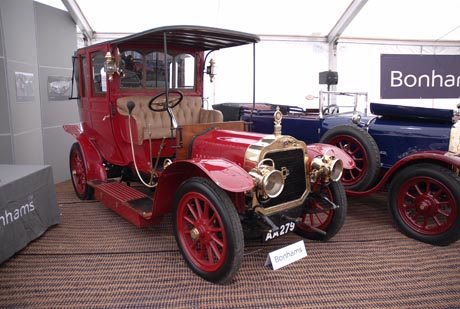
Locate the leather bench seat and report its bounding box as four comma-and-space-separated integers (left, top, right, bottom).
117, 96, 223, 144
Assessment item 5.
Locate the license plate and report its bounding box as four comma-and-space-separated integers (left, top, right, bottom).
263, 221, 296, 242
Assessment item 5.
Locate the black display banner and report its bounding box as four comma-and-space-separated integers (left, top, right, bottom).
0, 165, 60, 264
380, 54, 460, 99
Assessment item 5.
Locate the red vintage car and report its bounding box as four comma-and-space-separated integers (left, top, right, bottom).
64, 26, 354, 283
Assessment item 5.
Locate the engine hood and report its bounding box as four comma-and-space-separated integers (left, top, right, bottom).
191, 129, 266, 168
191, 129, 308, 170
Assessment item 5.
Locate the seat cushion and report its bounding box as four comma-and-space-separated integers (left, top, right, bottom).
116, 95, 221, 143
117, 96, 172, 142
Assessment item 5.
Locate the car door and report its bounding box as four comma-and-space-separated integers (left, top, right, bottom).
86, 47, 124, 164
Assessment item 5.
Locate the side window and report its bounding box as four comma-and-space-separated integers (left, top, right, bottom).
79, 55, 87, 97
74, 57, 80, 96
120, 50, 143, 88
172, 53, 195, 89
145, 51, 172, 89
91, 52, 106, 95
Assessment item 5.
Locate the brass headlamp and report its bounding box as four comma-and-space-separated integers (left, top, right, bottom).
249, 158, 285, 200
104, 51, 118, 80
310, 154, 343, 183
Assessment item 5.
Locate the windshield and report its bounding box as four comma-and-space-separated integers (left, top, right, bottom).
119, 49, 195, 90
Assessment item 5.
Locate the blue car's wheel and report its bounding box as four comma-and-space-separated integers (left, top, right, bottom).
320, 125, 380, 191
389, 163, 460, 246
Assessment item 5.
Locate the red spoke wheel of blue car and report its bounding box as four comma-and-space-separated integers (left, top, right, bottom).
320, 125, 380, 191
173, 177, 244, 284
329, 135, 368, 184
295, 181, 347, 241
389, 163, 460, 246
69, 143, 93, 200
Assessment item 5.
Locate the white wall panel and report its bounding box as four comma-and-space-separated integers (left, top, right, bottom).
204, 40, 329, 110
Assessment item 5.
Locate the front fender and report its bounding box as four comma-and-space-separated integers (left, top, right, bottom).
307, 143, 355, 169
63, 124, 107, 182
153, 159, 254, 216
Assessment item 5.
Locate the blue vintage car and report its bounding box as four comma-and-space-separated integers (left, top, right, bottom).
215, 91, 460, 246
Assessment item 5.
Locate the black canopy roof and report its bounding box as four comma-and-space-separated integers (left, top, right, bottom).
110, 25, 260, 50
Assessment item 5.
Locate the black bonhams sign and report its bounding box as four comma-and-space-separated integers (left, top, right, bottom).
380, 54, 460, 99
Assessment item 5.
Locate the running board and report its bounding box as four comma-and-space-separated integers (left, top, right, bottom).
89, 180, 154, 228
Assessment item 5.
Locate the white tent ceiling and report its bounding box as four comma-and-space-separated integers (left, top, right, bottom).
36, 0, 460, 43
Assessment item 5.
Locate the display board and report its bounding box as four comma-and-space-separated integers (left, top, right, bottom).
0, 164, 60, 263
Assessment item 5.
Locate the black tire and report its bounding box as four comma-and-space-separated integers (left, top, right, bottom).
295, 181, 347, 241
320, 125, 380, 191
388, 163, 460, 246
172, 177, 244, 284
69, 143, 94, 200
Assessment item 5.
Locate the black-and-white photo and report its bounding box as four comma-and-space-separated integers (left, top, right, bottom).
47, 76, 71, 101
15, 72, 34, 102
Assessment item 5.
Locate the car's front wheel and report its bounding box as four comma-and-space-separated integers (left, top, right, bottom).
295, 181, 347, 241
320, 125, 380, 191
69, 143, 94, 200
173, 177, 244, 284
388, 163, 460, 246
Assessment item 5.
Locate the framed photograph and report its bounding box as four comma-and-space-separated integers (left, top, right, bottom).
15, 72, 34, 102
47, 76, 71, 101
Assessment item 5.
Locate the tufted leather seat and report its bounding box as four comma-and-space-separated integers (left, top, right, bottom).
117, 96, 223, 144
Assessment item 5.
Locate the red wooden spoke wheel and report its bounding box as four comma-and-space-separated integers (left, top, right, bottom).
320, 125, 380, 191
301, 186, 334, 230
396, 177, 456, 235
295, 182, 347, 241
389, 163, 460, 246
329, 135, 368, 187
69, 143, 93, 200
176, 191, 227, 272
173, 177, 243, 284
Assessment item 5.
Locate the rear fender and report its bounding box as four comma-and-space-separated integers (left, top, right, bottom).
391, 150, 460, 170
382, 151, 460, 185
153, 159, 254, 216
307, 143, 355, 169
63, 124, 107, 181
347, 150, 460, 196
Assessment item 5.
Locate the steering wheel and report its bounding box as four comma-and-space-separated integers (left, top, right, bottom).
323, 104, 339, 115
148, 90, 184, 112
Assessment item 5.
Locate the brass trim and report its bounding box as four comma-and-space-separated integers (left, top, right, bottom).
255, 190, 309, 216
244, 134, 311, 215
190, 228, 200, 240
244, 135, 307, 170
273, 107, 283, 138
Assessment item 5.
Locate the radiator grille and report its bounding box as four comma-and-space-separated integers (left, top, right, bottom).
263, 148, 306, 207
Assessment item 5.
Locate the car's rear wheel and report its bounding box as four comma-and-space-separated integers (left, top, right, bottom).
295, 181, 347, 241
388, 163, 460, 246
320, 125, 380, 191
173, 177, 244, 284
69, 143, 94, 200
